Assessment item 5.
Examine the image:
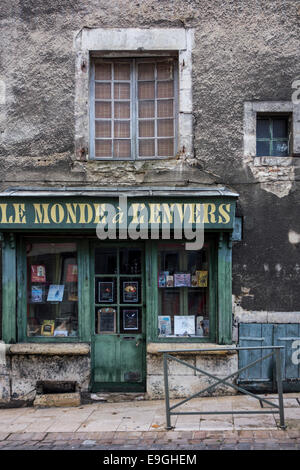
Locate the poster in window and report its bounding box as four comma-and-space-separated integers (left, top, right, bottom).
196, 271, 208, 287
174, 316, 195, 336
31, 285, 44, 303
47, 285, 64, 302
66, 264, 78, 282
41, 320, 55, 336
98, 281, 114, 303
31, 265, 46, 283
158, 316, 172, 336
97, 308, 116, 334
123, 281, 139, 303
174, 273, 191, 287
123, 309, 139, 330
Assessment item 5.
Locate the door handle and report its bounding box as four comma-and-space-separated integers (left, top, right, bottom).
136, 339, 141, 347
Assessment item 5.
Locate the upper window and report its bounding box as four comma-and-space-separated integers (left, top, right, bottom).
90, 58, 178, 160
256, 115, 291, 157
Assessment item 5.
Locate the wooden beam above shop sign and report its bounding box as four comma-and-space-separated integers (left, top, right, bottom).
0, 197, 236, 230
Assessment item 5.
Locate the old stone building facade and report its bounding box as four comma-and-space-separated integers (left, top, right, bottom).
0, 0, 299, 406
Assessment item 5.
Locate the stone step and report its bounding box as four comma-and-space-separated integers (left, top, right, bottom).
33, 392, 81, 408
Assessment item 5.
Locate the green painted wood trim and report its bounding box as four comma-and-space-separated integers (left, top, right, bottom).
146, 241, 158, 343
217, 232, 232, 344
2, 233, 17, 343
78, 239, 91, 342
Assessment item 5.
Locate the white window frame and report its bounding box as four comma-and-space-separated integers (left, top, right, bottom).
244, 101, 300, 162
74, 28, 194, 161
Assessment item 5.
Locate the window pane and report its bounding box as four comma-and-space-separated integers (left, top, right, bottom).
95, 249, 117, 274
95, 278, 117, 304
114, 102, 130, 119
95, 83, 111, 99
95, 121, 111, 138
120, 248, 142, 274
114, 83, 130, 100
157, 119, 173, 137
95, 101, 111, 118
158, 138, 174, 156
139, 101, 155, 118
257, 119, 270, 139
138, 82, 155, 100
114, 63, 130, 80
114, 139, 131, 158
114, 121, 130, 138
157, 100, 173, 118
273, 119, 288, 138
157, 242, 210, 338
272, 140, 289, 156
95, 140, 112, 157
256, 140, 270, 157
157, 62, 173, 80
26, 243, 78, 338
139, 120, 155, 138
157, 81, 174, 99
138, 63, 155, 80
95, 63, 111, 80
139, 139, 155, 157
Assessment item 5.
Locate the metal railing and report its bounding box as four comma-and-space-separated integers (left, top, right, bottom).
161, 346, 286, 430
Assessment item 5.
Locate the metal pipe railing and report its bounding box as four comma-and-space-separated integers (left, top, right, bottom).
160, 346, 286, 430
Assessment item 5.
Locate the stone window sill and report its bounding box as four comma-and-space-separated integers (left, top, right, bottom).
147, 342, 237, 356
9, 343, 90, 356
253, 156, 294, 167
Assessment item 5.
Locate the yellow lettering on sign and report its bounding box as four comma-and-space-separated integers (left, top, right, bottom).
218, 204, 231, 224
65, 203, 78, 224
195, 204, 203, 223
149, 204, 161, 224
95, 204, 107, 224
162, 203, 174, 224
33, 204, 50, 224
50, 204, 64, 224
0, 204, 8, 224
174, 203, 188, 223
131, 203, 145, 224
12, 203, 26, 224
203, 204, 216, 224
78, 203, 93, 224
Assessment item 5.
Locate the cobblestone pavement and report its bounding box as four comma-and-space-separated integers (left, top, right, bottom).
0, 393, 299, 450
0, 429, 299, 450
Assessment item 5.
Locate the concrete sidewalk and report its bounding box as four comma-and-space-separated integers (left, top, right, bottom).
0, 393, 299, 449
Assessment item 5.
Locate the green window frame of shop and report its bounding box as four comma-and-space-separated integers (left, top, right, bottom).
15, 236, 91, 343
145, 233, 233, 345
2, 232, 233, 346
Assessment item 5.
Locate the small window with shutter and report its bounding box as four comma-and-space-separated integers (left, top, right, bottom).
90, 58, 178, 160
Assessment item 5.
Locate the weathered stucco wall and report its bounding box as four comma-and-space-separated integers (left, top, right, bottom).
0, 2, 299, 318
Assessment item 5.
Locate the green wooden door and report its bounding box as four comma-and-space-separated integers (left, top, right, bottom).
91, 243, 146, 392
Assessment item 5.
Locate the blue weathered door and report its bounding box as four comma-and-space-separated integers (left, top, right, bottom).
238, 323, 300, 392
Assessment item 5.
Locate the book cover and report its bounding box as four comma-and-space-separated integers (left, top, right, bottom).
66, 264, 78, 283
166, 275, 174, 287
31, 285, 43, 303
47, 285, 65, 302
158, 316, 172, 336
197, 271, 208, 287
31, 265, 46, 283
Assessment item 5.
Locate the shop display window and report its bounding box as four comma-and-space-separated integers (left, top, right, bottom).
157, 242, 209, 338
26, 242, 78, 337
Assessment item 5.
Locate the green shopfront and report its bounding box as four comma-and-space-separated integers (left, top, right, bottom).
0, 187, 238, 400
